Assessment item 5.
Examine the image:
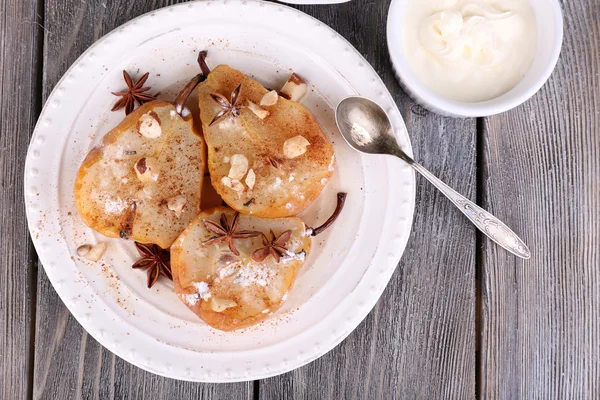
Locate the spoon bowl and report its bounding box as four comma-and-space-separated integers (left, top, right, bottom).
336, 97, 414, 164
335, 96, 396, 155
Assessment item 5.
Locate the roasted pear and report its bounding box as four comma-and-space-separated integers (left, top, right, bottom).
171, 193, 346, 331
197, 60, 336, 218
75, 74, 206, 249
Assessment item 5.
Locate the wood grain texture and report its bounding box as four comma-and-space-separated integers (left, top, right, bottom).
480, 0, 600, 398
0, 1, 42, 399
20, 0, 599, 398
34, 0, 252, 398
260, 1, 477, 399
33, 268, 253, 400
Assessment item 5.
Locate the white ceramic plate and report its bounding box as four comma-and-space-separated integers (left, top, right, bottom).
25, 0, 415, 382
277, 0, 350, 4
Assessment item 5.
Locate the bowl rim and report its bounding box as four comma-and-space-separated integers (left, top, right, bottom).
386, 0, 565, 118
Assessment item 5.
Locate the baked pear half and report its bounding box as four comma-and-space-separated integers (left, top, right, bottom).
197, 64, 336, 218
171, 207, 310, 331
171, 193, 346, 331
75, 75, 206, 249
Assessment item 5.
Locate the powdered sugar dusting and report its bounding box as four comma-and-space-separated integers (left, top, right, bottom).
181, 292, 199, 305
234, 264, 275, 287
284, 250, 305, 261
219, 263, 238, 279
192, 281, 211, 300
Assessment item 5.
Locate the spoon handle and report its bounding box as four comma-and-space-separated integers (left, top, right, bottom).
409, 161, 531, 259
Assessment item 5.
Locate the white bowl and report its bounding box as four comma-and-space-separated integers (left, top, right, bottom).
387, 0, 564, 118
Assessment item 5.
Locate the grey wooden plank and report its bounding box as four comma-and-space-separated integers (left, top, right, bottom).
0, 0, 42, 399
480, 1, 600, 398
34, 268, 253, 400
34, 1, 253, 398
260, 2, 476, 399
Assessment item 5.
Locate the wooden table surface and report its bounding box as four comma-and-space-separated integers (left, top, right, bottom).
1, 0, 599, 398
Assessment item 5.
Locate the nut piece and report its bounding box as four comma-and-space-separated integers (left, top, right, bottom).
283, 135, 311, 159
260, 90, 279, 106
167, 195, 187, 217
134, 157, 160, 183
210, 297, 237, 312
245, 168, 256, 189
85, 243, 107, 261
76, 244, 92, 257
228, 154, 249, 180
247, 101, 269, 119
280, 73, 307, 102
221, 176, 244, 192
136, 111, 162, 139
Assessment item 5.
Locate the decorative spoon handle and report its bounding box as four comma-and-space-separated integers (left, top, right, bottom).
408, 159, 531, 259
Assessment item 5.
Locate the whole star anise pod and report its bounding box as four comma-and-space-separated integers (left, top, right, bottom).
111, 71, 156, 115
202, 211, 260, 255
209, 84, 243, 126
132, 242, 172, 288
251, 230, 293, 263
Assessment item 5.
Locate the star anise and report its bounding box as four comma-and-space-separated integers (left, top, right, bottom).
111, 71, 156, 115
132, 242, 172, 288
202, 211, 261, 255
209, 84, 243, 126
251, 230, 293, 263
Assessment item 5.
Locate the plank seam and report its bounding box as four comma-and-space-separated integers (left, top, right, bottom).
28, 0, 45, 399
253, 379, 260, 400
474, 117, 485, 400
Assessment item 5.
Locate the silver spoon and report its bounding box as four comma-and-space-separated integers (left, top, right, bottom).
335, 96, 531, 259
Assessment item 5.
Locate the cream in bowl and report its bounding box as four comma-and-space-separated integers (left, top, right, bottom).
387, 0, 564, 117
404, 0, 536, 102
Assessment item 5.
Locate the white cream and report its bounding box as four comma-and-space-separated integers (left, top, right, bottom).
402, 0, 536, 102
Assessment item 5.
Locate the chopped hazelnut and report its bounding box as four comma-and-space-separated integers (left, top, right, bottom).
280, 73, 307, 102
210, 297, 237, 312
85, 243, 107, 261
76, 244, 91, 257
247, 101, 269, 119
167, 195, 187, 217
245, 168, 256, 189
221, 176, 244, 192
134, 157, 159, 183
260, 90, 279, 106
228, 154, 249, 180
135, 157, 147, 174
136, 111, 162, 139
283, 135, 311, 159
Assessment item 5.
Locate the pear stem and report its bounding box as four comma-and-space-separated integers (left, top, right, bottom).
198, 50, 211, 76
173, 73, 205, 116
309, 192, 347, 236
